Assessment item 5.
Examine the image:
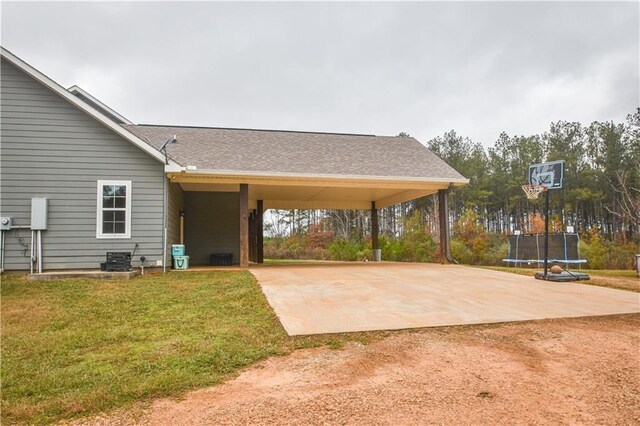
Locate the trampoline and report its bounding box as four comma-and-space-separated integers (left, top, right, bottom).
503, 232, 587, 268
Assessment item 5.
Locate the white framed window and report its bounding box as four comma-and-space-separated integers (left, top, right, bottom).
96, 180, 132, 239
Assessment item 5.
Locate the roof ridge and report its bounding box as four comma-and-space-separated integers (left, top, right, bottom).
132, 123, 378, 138
67, 85, 133, 125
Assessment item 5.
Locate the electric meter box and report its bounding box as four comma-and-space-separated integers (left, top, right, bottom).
0, 217, 12, 230
31, 198, 48, 230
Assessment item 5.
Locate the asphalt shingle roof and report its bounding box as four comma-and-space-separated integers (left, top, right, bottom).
123, 124, 467, 181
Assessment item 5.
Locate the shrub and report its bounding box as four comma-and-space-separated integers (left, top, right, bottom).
579, 230, 639, 269
606, 241, 639, 269
306, 223, 334, 249
453, 210, 489, 264
582, 230, 607, 269
481, 241, 509, 266
379, 234, 402, 261
398, 211, 438, 262
328, 238, 368, 261
264, 236, 331, 260
450, 239, 473, 264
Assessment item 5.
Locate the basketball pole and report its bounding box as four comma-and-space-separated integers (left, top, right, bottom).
544, 188, 550, 279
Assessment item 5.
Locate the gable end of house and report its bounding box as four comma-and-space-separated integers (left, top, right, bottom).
0, 52, 168, 271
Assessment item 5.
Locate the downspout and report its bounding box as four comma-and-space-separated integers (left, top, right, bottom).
158, 135, 177, 273
30, 230, 34, 274
37, 230, 43, 273
0, 230, 4, 273
162, 171, 167, 273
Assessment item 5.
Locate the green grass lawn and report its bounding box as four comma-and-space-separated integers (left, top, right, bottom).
1, 271, 381, 425
482, 266, 639, 292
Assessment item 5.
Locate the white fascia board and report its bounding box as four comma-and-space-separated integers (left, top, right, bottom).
67, 85, 133, 125
176, 168, 470, 185
0, 47, 169, 165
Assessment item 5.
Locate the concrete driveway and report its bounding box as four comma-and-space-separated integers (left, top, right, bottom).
251, 263, 640, 336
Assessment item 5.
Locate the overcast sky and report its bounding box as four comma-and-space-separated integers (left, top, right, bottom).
1, 1, 638, 147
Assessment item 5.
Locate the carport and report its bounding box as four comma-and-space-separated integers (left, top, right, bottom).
171, 175, 460, 267
252, 263, 640, 335
125, 124, 469, 267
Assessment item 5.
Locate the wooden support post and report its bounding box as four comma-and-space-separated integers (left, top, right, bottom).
371, 201, 379, 249
239, 184, 249, 268
371, 201, 380, 261
248, 211, 255, 263
253, 211, 257, 263
438, 189, 451, 264
251, 209, 258, 263
257, 200, 264, 264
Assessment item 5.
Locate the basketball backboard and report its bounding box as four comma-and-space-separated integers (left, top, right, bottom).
528, 160, 564, 189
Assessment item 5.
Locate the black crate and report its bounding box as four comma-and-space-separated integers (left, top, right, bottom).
210, 253, 233, 266
105, 252, 132, 272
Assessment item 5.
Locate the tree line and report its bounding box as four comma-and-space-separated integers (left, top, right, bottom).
427, 108, 639, 242
264, 109, 639, 268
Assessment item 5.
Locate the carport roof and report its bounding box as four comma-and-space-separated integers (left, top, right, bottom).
124, 124, 468, 183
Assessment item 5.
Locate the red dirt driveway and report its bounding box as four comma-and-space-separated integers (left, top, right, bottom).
70, 314, 640, 426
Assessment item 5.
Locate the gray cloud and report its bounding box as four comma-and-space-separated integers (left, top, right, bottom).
2, 1, 638, 147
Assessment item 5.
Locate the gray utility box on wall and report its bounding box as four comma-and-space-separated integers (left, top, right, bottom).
0, 217, 12, 230
31, 198, 48, 230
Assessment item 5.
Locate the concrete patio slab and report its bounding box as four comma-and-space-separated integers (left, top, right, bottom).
27, 270, 140, 281
251, 263, 640, 336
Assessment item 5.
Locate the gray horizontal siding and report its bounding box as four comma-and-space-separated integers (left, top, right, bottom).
1, 57, 166, 270
1, 177, 163, 187
1, 161, 161, 174
167, 182, 185, 258
1, 129, 134, 138
3, 148, 161, 160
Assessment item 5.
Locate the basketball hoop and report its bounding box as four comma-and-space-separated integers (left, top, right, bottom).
522, 184, 547, 200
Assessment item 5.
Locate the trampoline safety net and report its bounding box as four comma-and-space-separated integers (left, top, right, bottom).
503, 232, 587, 265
